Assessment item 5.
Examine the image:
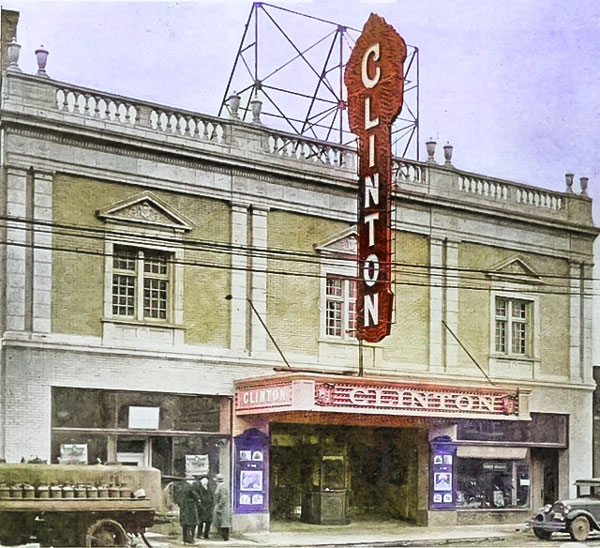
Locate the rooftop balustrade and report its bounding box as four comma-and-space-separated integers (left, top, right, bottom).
1, 71, 594, 228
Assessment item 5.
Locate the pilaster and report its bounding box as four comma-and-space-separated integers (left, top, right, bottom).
230, 203, 249, 353
429, 237, 444, 372
250, 207, 268, 354
581, 262, 594, 384
32, 170, 53, 333
568, 261, 582, 382
5, 166, 28, 332
444, 240, 460, 369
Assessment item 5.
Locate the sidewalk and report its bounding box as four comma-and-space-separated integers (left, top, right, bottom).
146, 519, 530, 548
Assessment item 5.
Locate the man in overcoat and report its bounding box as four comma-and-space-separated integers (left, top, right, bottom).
213, 473, 232, 541
195, 474, 214, 539
173, 476, 200, 544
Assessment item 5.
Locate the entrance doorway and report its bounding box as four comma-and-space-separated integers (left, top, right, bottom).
537, 448, 558, 505
270, 423, 424, 523
116, 438, 150, 466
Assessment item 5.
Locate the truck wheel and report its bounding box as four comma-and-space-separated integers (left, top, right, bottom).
532, 527, 552, 540
86, 518, 128, 547
569, 516, 591, 542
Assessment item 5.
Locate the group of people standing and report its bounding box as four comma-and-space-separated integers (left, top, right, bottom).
174, 473, 231, 543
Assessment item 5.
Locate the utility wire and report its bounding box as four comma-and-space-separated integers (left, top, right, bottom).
1, 214, 597, 283
3, 238, 599, 297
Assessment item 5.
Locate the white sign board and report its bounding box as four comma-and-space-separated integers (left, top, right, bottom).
128, 406, 160, 429
59, 443, 88, 464
185, 454, 209, 477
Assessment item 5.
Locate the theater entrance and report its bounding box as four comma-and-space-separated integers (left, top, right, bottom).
269, 422, 427, 524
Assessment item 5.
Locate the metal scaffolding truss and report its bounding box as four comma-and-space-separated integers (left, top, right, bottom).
218, 2, 420, 159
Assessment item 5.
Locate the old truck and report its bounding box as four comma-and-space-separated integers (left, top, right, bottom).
0, 463, 162, 547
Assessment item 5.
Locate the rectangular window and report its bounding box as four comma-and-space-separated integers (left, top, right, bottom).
325, 275, 356, 339
494, 297, 530, 355
112, 246, 171, 321
456, 459, 529, 509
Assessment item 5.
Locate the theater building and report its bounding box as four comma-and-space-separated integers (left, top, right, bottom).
0, 13, 597, 532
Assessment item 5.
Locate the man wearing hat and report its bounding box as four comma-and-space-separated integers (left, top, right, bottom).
173, 475, 200, 544
213, 473, 231, 541
195, 474, 214, 540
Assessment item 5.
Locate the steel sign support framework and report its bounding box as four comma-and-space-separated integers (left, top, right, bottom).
219, 2, 419, 160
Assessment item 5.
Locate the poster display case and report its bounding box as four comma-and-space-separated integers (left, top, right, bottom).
234, 429, 269, 515
430, 440, 457, 509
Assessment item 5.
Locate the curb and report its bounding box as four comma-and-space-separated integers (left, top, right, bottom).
160, 533, 513, 548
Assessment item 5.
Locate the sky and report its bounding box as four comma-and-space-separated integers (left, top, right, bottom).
5, 0, 600, 226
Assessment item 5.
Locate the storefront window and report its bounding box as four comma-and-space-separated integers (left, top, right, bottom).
456, 459, 529, 509
457, 414, 567, 446
52, 387, 222, 432
51, 387, 231, 480
51, 432, 108, 465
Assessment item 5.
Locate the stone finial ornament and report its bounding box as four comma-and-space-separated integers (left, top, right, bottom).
227, 91, 241, 120
35, 45, 49, 78
6, 38, 21, 73
565, 173, 574, 193
580, 177, 589, 196
443, 143, 454, 167
425, 140, 437, 163
250, 97, 262, 125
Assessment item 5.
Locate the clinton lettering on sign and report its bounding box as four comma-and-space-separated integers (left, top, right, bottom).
344, 14, 406, 342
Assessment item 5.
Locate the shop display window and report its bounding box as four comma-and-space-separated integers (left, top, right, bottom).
51, 433, 107, 465
457, 414, 567, 446
456, 458, 529, 509
52, 387, 222, 432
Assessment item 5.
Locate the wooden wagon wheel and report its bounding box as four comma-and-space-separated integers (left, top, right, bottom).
85, 518, 129, 547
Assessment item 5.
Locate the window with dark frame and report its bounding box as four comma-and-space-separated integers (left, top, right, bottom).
112, 245, 171, 321
325, 275, 357, 339
495, 297, 530, 355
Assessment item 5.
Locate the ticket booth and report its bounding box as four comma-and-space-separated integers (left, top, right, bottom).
302, 449, 349, 525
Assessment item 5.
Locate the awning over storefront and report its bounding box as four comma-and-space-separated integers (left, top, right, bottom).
234, 373, 530, 421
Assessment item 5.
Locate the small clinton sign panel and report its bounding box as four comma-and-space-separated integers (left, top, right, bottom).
344, 14, 406, 343
236, 384, 293, 413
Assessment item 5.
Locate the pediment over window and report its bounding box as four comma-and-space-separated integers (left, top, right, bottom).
487, 257, 543, 284
96, 192, 193, 232
314, 226, 357, 257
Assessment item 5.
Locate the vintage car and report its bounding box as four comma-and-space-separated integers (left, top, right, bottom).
529, 479, 600, 542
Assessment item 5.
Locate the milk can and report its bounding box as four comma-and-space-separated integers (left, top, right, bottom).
0, 484, 10, 499
119, 483, 132, 499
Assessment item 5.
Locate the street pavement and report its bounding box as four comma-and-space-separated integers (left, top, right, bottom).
10, 520, 600, 548
143, 520, 539, 548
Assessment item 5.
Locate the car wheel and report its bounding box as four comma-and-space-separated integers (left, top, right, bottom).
532, 527, 552, 540
569, 516, 591, 542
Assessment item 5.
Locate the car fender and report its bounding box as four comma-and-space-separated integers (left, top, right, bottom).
567, 509, 600, 530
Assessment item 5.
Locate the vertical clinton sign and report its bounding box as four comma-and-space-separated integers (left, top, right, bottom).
344, 14, 406, 343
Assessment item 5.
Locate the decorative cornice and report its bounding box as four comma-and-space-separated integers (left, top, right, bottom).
5, 122, 357, 192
